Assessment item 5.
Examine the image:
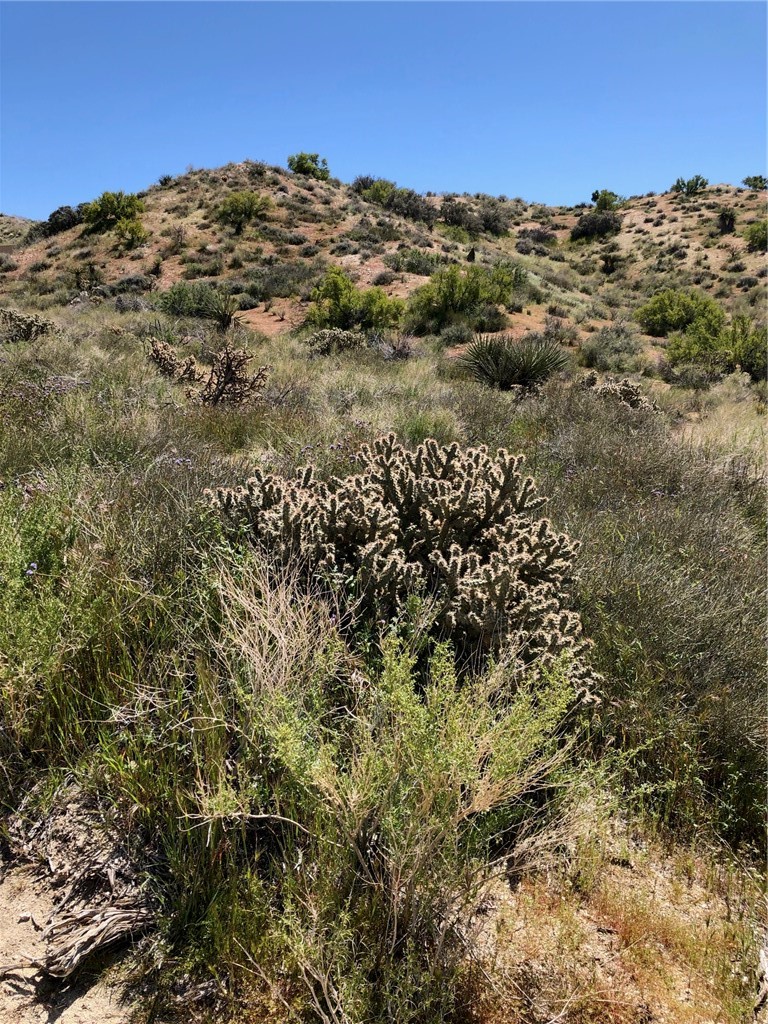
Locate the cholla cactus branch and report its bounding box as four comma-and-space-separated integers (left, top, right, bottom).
209, 436, 595, 684
1, 307, 57, 343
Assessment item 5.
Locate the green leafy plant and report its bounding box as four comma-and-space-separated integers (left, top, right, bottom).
667, 314, 767, 381
590, 189, 623, 211
741, 175, 767, 191
743, 219, 767, 252
634, 289, 725, 337
716, 207, 736, 234
114, 217, 149, 249
460, 333, 569, 391
570, 211, 622, 242
305, 266, 404, 331
216, 191, 271, 235
82, 191, 145, 233
407, 263, 526, 335
670, 175, 708, 196
287, 152, 330, 180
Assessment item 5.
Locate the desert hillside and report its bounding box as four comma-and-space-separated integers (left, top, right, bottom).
0, 158, 765, 1024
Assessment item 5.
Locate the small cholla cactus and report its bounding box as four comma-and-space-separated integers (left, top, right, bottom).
305, 328, 366, 356
197, 346, 269, 405
581, 371, 657, 412
209, 434, 596, 686
148, 337, 200, 381
0, 307, 57, 343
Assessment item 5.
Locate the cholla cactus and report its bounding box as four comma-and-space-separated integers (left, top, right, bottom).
306, 328, 366, 356
581, 371, 657, 412
148, 337, 201, 382
0, 307, 56, 343
197, 346, 269, 405
209, 434, 594, 683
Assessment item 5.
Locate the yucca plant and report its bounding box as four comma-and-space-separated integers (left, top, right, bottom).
199, 288, 244, 332
460, 332, 569, 390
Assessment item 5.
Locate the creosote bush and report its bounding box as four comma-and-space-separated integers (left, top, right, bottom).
305, 266, 404, 332
407, 262, 526, 335
634, 288, 724, 337
83, 190, 145, 233
216, 190, 271, 234
210, 434, 595, 682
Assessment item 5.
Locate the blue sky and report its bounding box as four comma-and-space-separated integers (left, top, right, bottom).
1, 2, 765, 219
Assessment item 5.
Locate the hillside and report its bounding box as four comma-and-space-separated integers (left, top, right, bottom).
1, 161, 765, 343
0, 160, 766, 1024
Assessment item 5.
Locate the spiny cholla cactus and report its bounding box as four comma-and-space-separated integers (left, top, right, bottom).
209, 434, 594, 683
148, 339, 268, 404
0, 308, 56, 343
306, 327, 366, 356
581, 371, 657, 412
148, 337, 202, 382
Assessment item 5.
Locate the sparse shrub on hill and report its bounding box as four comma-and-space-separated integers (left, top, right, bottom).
305, 266, 404, 332
407, 262, 526, 334
216, 190, 271, 235
209, 433, 595, 679
570, 210, 622, 242
578, 323, 641, 373
82, 190, 145, 233
478, 197, 511, 235
671, 174, 708, 196
287, 151, 330, 180
716, 207, 736, 234
634, 288, 725, 337
742, 174, 768, 191
460, 333, 569, 391
114, 217, 149, 249
26, 204, 86, 242
590, 189, 623, 211
384, 247, 447, 275
440, 197, 482, 235
0, 307, 56, 343
743, 219, 767, 252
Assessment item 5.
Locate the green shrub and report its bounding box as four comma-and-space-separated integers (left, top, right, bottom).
287, 152, 330, 180
407, 263, 526, 335
742, 175, 768, 191
570, 211, 622, 242
114, 217, 149, 249
743, 219, 767, 252
634, 289, 725, 337
670, 175, 708, 196
668, 315, 767, 382
590, 189, 623, 211
460, 333, 569, 391
216, 191, 271, 234
578, 324, 641, 372
210, 434, 595, 678
384, 247, 446, 276
83, 191, 145, 233
305, 266, 404, 332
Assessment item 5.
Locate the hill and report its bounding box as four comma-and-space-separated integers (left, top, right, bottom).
0, 159, 765, 1024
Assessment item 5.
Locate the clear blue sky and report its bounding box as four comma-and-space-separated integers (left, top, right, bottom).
1, 1, 765, 219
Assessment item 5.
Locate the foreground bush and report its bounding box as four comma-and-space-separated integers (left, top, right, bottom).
667, 314, 767, 381
460, 333, 568, 391
210, 434, 594, 682
634, 288, 724, 337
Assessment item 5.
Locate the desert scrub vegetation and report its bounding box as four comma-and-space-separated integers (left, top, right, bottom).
216, 189, 271, 234
305, 266, 404, 331
407, 262, 526, 334
460, 332, 569, 391
209, 433, 595, 683
0, 306, 57, 343
82, 190, 145, 233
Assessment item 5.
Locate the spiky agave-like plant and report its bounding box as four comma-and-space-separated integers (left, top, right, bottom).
460, 332, 569, 391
